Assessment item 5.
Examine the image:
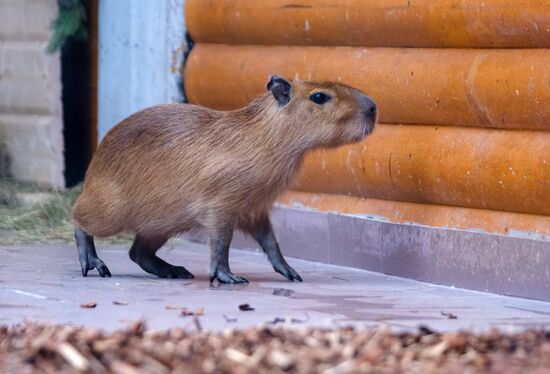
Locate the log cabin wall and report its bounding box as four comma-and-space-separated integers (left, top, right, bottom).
183, 0, 550, 300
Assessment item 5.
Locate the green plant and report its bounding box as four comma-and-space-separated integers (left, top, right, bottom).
47, 0, 88, 54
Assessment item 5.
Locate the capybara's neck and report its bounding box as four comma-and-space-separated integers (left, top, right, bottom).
230, 93, 310, 156
218, 94, 310, 192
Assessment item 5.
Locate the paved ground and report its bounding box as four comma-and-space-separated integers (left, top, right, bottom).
1, 240, 550, 332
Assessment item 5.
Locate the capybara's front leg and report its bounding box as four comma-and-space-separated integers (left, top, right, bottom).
74, 227, 111, 277
249, 216, 302, 282
209, 225, 248, 284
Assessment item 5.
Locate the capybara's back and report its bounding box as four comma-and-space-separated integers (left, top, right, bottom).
74, 75, 377, 284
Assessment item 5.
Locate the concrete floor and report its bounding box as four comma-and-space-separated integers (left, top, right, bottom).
1, 240, 550, 332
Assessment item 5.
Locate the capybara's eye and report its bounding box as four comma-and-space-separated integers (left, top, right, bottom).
309, 92, 331, 105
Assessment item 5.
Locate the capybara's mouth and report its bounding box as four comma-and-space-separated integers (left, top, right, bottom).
358, 121, 375, 140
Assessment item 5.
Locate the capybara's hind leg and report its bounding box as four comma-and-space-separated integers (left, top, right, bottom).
249, 216, 302, 282
74, 227, 112, 277
129, 235, 194, 279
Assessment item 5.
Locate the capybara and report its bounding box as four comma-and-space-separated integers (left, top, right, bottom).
73, 75, 377, 283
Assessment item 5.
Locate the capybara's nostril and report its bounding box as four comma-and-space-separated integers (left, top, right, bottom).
363, 104, 377, 121
361, 95, 377, 119
365, 105, 377, 119
370, 105, 377, 115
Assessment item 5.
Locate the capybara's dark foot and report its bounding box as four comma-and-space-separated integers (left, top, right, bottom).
161, 264, 195, 279
209, 266, 249, 284
133, 255, 195, 279
130, 252, 194, 279
128, 235, 194, 279
273, 262, 302, 282
208, 227, 247, 284
75, 227, 112, 277
83, 256, 112, 278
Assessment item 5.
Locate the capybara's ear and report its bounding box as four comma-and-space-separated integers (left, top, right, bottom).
267, 75, 292, 106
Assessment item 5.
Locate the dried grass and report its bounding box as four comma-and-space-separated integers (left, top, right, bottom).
0, 178, 132, 245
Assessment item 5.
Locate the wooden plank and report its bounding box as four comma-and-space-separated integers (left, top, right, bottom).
186, 0, 550, 48
185, 44, 550, 130
293, 124, 550, 216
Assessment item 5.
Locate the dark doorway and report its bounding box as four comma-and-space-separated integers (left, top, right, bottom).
60, 0, 97, 188
61, 38, 91, 187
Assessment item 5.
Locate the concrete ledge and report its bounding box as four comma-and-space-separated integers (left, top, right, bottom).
0, 113, 64, 188
231, 206, 550, 302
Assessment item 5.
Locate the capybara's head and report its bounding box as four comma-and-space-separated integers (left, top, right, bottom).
266, 75, 377, 148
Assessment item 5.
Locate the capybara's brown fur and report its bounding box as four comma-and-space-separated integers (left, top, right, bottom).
73, 76, 377, 282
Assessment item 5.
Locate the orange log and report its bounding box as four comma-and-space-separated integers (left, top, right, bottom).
185, 0, 550, 48
184, 44, 550, 130
278, 191, 550, 238
292, 125, 550, 216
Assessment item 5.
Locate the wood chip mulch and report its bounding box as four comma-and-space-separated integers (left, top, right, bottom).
1, 322, 549, 373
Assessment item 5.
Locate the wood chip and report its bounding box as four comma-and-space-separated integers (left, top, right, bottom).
441, 311, 458, 319
239, 303, 255, 311
424, 341, 449, 358
193, 316, 202, 332
418, 325, 436, 335
111, 361, 141, 374
268, 350, 294, 370
223, 314, 237, 323
225, 348, 250, 364
2, 322, 550, 372
79, 302, 97, 308
57, 342, 90, 371
165, 305, 187, 310
180, 308, 204, 317
272, 288, 294, 297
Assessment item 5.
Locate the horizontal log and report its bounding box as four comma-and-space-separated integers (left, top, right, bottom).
185, 0, 550, 48
184, 44, 550, 130
291, 125, 550, 216
278, 191, 550, 238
